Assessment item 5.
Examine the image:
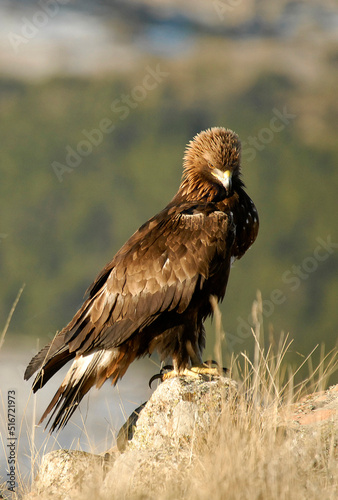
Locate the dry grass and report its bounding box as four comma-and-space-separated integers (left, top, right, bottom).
170, 300, 338, 500
1, 291, 337, 499
94, 295, 337, 500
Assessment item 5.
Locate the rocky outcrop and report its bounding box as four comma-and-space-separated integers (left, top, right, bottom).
24, 450, 106, 499
24, 376, 238, 499
24, 378, 338, 499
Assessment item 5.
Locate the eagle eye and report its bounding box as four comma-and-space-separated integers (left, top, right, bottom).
208, 162, 215, 169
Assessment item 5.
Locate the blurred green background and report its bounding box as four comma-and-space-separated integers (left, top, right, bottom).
0, 0, 337, 378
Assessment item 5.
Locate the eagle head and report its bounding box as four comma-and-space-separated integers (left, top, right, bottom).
180, 127, 242, 203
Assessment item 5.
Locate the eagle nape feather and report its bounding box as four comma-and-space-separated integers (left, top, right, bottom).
25, 127, 259, 432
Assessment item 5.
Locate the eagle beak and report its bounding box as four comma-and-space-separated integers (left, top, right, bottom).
212, 169, 233, 196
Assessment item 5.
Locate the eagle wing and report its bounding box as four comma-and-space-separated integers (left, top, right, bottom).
65, 203, 234, 353
25, 203, 234, 385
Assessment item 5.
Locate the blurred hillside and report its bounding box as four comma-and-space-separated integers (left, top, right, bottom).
0, 0, 337, 375
1, 0, 337, 78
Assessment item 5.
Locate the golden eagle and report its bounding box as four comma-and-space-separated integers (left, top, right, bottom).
25, 127, 259, 431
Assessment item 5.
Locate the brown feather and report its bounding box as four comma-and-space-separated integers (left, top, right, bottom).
25, 126, 259, 432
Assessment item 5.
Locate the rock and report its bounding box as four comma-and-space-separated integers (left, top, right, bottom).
125, 375, 238, 451
280, 384, 338, 473
24, 449, 106, 499
101, 375, 238, 498
288, 384, 338, 427
23, 380, 338, 499
24, 375, 238, 499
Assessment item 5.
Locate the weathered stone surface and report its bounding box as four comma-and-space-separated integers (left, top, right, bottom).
278, 384, 338, 476
126, 375, 238, 451
23, 380, 338, 499
24, 376, 237, 498
288, 384, 338, 427
24, 449, 106, 499
99, 376, 239, 497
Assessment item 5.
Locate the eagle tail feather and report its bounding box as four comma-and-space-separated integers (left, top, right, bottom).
24, 331, 75, 390
39, 348, 134, 432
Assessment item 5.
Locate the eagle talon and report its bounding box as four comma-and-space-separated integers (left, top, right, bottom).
190, 365, 220, 378
149, 365, 175, 387
160, 364, 174, 372
148, 373, 163, 388
150, 362, 228, 386
204, 359, 219, 367
203, 359, 228, 375
163, 365, 224, 381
